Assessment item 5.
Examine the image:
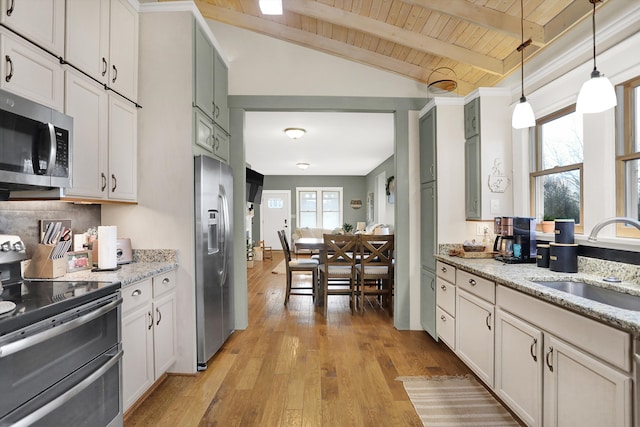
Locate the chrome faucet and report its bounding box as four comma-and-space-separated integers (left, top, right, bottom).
588, 217, 640, 241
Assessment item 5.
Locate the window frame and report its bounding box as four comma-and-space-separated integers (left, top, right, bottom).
615, 75, 640, 238
529, 105, 585, 234
296, 187, 343, 229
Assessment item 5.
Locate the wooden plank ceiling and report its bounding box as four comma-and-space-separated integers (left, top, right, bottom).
192, 0, 604, 95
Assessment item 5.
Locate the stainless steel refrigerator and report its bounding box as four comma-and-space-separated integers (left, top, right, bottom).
195, 155, 234, 371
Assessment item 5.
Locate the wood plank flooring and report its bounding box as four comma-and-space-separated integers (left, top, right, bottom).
125, 252, 472, 426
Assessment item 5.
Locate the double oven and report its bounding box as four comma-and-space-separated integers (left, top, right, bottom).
0, 235, 123, 426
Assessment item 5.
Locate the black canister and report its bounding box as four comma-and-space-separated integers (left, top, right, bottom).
554, 219, 575, 244
536, 244, 550, 268
549, 243, 578, 273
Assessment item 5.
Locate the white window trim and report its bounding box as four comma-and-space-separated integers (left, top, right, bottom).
296, 187, 343, 229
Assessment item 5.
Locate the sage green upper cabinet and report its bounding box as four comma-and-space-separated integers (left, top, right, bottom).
193, 23, 214, 119
464, 97, 480, 139
419, 108, 436, 184
463, 89, 511, 220
213, 51, 229, 133
0, 0, 65, 56
465, 135, 481, 219
66, 0, 139, 101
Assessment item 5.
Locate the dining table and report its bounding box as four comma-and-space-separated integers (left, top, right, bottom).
294, 237, 325, 255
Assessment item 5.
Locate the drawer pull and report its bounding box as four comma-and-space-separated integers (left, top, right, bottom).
441, 266, 447, 273
469, 279, 477, 286
530, 338, 538, 362
163, 277, 170, 284
131, 289, 142, 297
546, 346, 554, 372
440, 315, 446, 321
440, 284, 447, 291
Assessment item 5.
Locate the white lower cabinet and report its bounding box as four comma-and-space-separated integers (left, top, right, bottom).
543, 335, 631, 427
122, 270, 177, 411
495, 309, 543, 426
456, 288, 494, 387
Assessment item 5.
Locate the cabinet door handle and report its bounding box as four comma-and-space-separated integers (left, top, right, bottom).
469, 279, 476, 286
156, 307, 162, 326
6, 0, 14, 16
430, 278, 435, 291
440, 315, 446, 322
148, 311, 153, 330
102, 58, 108, 76
111, 174, 117, 192
5, 55, 13, 82
546, 346, 554, 372
162, 277, 170, 284
440, 284, 447, 291
101, 173, 107, 192
214, 104, 220, 119
131, 289, 142, 297
429, 164, 434, 177
471, 116, 476, 130
112, 65, 118, 83
530, 338, 538, 362
485, 312, 492, 330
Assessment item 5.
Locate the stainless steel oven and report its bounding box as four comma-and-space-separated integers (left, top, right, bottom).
0, 235, 122, 427
0, 89, 72, 199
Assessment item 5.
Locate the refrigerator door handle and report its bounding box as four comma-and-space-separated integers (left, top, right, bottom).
219, 186, 230, 286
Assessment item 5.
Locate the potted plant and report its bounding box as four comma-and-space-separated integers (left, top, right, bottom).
541, 215, 555, 233
343, 223, 354, 234
246, 241, 255, 268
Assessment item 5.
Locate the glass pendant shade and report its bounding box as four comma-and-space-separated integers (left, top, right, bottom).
512, 97, 536, 129
576, 70, 617, 113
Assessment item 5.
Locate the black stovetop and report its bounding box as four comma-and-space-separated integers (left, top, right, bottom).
0, 279, 121, 335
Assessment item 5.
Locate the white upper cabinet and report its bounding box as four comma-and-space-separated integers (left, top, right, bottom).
0, 0, 65, 56
108, 93, 137, 201
0, 31, 64, 110
66, 0, 138, 100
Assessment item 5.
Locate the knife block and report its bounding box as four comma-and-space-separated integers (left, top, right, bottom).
24, 244, 67, 279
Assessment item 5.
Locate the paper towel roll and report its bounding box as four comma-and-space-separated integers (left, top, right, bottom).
98, 226, 117, 269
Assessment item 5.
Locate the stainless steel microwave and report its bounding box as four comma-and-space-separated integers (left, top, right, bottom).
0, 90, 72, 200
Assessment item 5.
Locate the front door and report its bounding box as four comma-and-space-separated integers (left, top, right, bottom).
261, 190, 291, 250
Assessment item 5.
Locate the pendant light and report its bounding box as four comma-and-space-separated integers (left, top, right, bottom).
512, 0, 535, 129
576, 0, 617, 114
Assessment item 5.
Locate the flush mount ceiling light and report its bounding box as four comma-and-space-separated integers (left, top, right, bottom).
511, 0, 535, 129
284, 128, 306, 139
576, 0, 617, 114
296, 162, 310, 170
258, 0, 282, 15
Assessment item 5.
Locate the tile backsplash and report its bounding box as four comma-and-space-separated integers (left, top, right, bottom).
0, 201, 100, 257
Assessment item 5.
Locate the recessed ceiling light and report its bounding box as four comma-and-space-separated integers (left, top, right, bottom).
259, 0, 282, 15
296, 162, 310, 170
284, 128, 306, 139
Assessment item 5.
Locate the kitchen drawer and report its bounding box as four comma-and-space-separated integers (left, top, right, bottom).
437, 306, 455, 349
153, 269, 176, 298
436, 277, 456, 316
457, 270, 495, 303
122, 279, 152, 314
436, 261, 456, 284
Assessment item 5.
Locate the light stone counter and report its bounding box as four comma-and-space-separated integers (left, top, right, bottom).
435, 254, 640, 335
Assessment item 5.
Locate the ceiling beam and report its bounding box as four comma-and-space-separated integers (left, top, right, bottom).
286, 0, 504, 75
402, 0, 545, 46
544, 0, 598, 43
195, 1, 476, 94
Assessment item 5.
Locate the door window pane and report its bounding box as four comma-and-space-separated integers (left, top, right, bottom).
540, 112, 583, 169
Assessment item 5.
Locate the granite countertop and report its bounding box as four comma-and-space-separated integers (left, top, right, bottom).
435, 254, 640, 335
61, 261, 178, 287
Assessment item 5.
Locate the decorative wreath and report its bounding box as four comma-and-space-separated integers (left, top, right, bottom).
385, 176, 395, 196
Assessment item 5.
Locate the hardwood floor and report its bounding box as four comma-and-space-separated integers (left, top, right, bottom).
125, 252, 472, 426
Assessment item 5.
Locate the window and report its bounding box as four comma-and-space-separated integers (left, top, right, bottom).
296, 187, 343, 229
616, 76, 640, 238
530, 106, 584, 233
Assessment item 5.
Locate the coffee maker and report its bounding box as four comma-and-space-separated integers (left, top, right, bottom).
493, 216, 537, 263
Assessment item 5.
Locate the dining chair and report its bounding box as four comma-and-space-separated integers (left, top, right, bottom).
319, 234, 359, 315
277, 230, 318, 306
356, 234, 394, 315
257, 240, 273, 260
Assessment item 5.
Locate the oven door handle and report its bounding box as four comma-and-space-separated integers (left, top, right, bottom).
10, 349, 123, 427
0, 298, 122, 358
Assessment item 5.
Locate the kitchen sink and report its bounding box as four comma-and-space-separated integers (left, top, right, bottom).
533, 280, 640, 312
